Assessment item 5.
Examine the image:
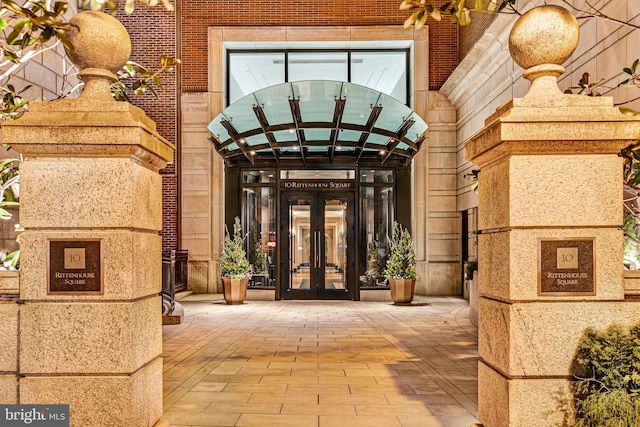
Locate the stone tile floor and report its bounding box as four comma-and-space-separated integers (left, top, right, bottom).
162, 295, 479, 427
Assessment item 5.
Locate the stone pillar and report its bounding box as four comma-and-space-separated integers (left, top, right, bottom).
465, 6, 640, 426
1, 12, 173, 427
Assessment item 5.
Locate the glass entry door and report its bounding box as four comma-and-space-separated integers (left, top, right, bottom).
281, 191, 355, 299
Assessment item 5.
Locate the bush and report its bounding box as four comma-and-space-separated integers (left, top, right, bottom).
571, 323, 640, 426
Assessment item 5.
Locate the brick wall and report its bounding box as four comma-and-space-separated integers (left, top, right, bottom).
459, 0, 498, 61
119, 1, 460, 250
118, 8, 178, 250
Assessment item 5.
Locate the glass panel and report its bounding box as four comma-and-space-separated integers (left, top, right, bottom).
341, 84, 382, 127
295, 80, 342, 123
254, 83, 295, 126
242, 170, 276, 184
360, 185, 394, 289
325, 198, 347, 291
243, 187, 277, 288
288, 199, 311, 291
280, 170, 355, 180
229, 52, 285, 104
359, 170, 394, 183
351, 51, 407, 104
288, 52, 348, 82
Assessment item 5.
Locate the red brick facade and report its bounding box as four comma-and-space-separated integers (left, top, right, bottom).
120, 1, 460, 250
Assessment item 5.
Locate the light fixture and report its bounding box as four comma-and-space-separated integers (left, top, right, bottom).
379, 150, 386, 155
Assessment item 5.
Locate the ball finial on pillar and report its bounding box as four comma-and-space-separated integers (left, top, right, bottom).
66, 11, 132, 100
509, 5, 579, 97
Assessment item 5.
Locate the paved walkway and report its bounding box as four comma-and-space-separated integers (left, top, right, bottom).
161, 295, 479, 427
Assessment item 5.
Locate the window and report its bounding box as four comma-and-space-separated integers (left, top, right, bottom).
227, 49, 409, 106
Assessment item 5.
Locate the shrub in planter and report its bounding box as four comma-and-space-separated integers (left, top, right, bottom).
385, 221, 416, 304
571, 323, 640, 426
220, 217, 250, 304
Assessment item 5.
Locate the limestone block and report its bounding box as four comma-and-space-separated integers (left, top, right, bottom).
479, 155, 621, 230
427, 262, 461, 295
20, 230, 161, 301
0, 271, 19, 294
0, 375, 17, 403
479, 298, 640, 377
477, 158, 509, 231
20, 358, 162, 427
479, 228, 623, 302
0, 303, 18, 371
187, 260, 210, 293
623, 270, 640, 296
414, 261, 428, 295
20, 297, 161, 374
478, 362, 572, 427
20, 158, 162, 231
510, 155, 621, 228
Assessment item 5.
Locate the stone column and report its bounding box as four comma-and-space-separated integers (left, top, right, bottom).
1, 12, 173, 427
465, 6, 640, 426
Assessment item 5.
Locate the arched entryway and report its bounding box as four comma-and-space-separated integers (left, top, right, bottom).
208, 80, 428, 300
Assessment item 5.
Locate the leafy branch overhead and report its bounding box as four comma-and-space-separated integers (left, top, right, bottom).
400, 0, 518, 28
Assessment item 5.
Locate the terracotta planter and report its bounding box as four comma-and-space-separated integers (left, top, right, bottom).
222, 277, 248, 304
389, 278, 415, 305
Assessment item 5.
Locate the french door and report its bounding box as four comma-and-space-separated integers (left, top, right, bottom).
280, 191, 355, 299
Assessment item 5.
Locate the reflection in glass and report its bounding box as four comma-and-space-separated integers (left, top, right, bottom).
351, 51, 407, 103
288, 52, 348, 82
243, 186, 276, 287
324, 199, 347, 291
229, 52, 285, 104
360, 185, 394, 289
288, 199, 311, 291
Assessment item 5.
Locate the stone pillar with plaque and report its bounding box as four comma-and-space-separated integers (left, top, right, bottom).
465, 6, 640, 427
0, 12, 173, 427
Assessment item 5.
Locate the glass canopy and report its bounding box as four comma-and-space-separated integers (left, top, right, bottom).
208, 80, 428, 165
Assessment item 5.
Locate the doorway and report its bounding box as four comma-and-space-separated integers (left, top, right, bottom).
280, 190, 356, 299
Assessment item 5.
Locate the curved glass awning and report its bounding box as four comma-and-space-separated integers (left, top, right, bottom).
208, 80, 428, 165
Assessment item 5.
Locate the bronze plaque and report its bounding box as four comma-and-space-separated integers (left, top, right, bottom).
48, 239, 103, 294
538, 238, 595, 296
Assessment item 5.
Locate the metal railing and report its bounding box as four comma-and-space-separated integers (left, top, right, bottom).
162, 250, 188, 315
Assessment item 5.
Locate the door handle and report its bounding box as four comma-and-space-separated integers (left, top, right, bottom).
315, 231, 321, 268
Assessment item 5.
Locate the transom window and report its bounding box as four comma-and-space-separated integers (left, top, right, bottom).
228, 49, 409, 105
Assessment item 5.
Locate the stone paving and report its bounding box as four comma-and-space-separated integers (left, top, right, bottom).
161, 295, 479, 427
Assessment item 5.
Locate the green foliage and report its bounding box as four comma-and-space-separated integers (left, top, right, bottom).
0, 0, 75, 61
366, 229, 388, 281
0, 83, 30, 121
79, 0, 173, 15
220, 217, 250, 279
564, 73, 605, 97
571, 323, 640, 426
384, 221, 416, 280
251, 238, 267, 275
464, 259, 477, 280
400, 0, 518, 29
112, 55, 180, 102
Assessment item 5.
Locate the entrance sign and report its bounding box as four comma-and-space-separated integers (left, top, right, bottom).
538, 238, 595, 296
282, 180, 354, 190
48, 239, 103, 294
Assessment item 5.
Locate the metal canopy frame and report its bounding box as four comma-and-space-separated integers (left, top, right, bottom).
208, 81, 428, 166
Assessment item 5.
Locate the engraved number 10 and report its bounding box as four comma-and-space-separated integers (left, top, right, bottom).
69, 254, 81, 263
562, 254, 574, 262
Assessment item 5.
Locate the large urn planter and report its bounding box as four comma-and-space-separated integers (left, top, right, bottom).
222, 277, 248, 305
389, 278, 415, 305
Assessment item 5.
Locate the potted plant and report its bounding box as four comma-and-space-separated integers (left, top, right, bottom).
220, 217, 250, 304
385, 221, 416, 304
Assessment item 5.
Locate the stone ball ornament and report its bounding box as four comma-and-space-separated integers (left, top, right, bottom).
509, 5, 579, 70
66, 11, 132, 74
